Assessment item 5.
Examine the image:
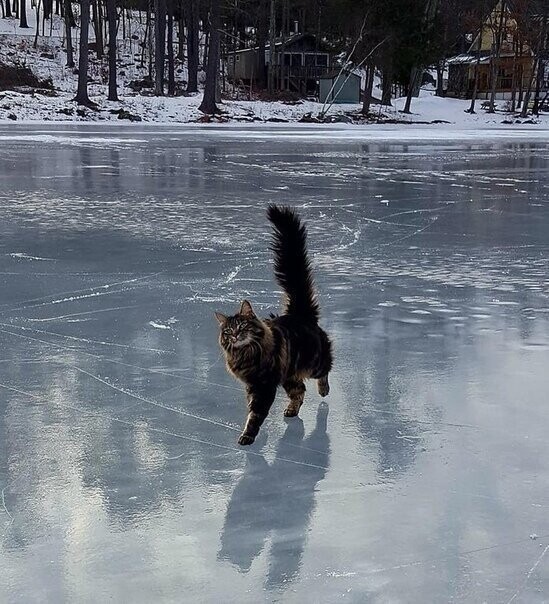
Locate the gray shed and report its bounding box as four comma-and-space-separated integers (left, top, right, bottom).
319, 70, 361, 104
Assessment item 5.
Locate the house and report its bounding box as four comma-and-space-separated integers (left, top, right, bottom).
227, 33, 332, 94
447, 1, 547, 100
319, 70, 361, 104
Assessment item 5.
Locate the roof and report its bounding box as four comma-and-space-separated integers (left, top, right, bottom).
447, 53, 491, 66
230, 33, 328, 55
447, 49, 529, 66
319, 69, 361, 81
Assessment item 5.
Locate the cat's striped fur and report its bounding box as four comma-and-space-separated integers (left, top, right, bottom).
215, 205, 333, 446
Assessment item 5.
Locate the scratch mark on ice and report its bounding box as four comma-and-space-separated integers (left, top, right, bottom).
1, 488, 13, 525
27, 305, 141, 323
0, 382, 330, 471
506, 543, 549, 604
0, 322, 174, 355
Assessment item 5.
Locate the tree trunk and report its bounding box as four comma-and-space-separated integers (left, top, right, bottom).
64, 0, 74, 67
532, 8, 548, 115
436, 60, 445, 97
19, 0, 28, 27
487, 0, 506, 113
106, 0, 118, 101
256, 0, 268, 89
177, 0, 184, 61
403, 67, 420, 113
140, 2, 150, 69
33, 0, 41, 48
268, 0, 276, 93
186, 0, 199, 92
467, 9, 484, 114
381, 61, 393, 106
154, 0, 166, 95
75, 0, 92, 106
199, 0, 220, 114
91, 0, 103, 58
5, 0, 12, 18
167, 0, 175, 95
510, 38, 519, 112
520, 71, 535, 118
361, 62, 375, 115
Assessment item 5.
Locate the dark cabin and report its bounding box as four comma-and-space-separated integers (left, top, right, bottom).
227, 33, 332, 95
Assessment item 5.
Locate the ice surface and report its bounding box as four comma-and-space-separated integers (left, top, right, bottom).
0, 124, 548, 603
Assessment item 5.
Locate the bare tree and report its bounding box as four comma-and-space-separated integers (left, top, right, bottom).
155, 0, 167, 94
199, 0, 220, 113
466, 3, 487, 114
64, 0, 75, 68
362, 62, 375, 115
186, 0, 199, 93
167, 0, 175, 95
19, 0, 29, 27
486, 0, 507, 113
268, 0, 276, 93
106, 0, 118, 101
403, 0, 439, 114
75, 0, 93, 106
532, 3, 548, 115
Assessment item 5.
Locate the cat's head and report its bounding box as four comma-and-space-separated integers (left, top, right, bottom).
215, 300, 265, 353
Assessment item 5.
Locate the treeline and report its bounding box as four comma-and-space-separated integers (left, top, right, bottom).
1, 0, 548, 114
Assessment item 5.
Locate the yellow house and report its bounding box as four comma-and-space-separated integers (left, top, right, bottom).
447, 1, 540, 100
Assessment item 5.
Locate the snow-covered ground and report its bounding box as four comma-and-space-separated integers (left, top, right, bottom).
2, 16, 549, 128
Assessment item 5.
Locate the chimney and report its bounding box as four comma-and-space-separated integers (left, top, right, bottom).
294, 21, 299, 35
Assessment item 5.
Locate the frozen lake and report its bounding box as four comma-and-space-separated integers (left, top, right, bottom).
1, 125, 548, 603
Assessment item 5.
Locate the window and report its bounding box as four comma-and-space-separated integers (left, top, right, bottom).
316, 55, 328, 67
292, 53, 303, 67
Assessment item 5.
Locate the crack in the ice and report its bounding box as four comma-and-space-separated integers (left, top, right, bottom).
26, 305, 142, 323
0, 382, 331, 471
506, 543, 549, 604
0, 271, 165, 315
375, 217, 440, 248
0, 321, 174, 355
0, 327, 239, 390
1, 487, 14, 525
67, 363, 243, 432
346, 534, 549, 579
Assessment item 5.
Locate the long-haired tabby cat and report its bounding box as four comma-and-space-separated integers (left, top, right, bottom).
215, 205, 333, 446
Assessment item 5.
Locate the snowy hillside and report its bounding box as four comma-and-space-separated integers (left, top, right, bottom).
1, 14, 549, 127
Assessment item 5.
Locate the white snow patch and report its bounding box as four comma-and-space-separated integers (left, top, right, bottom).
8, 253, 55, 261
149, 317, 178, 330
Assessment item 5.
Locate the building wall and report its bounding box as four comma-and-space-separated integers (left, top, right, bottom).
448, 56, 535, 99
319, 75, 361, 104
227, 51, 258, 81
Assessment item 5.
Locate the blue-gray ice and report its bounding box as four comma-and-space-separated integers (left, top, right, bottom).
0, 124, 548, 603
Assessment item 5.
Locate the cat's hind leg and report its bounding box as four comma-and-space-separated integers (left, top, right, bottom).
283, 378, 306, 417
317, 374, 330, 397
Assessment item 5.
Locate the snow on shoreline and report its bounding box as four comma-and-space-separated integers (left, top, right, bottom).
1, 23, 549, 131
2, 89, 549, 133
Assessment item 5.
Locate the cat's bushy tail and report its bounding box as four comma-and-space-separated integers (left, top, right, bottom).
267, 205, 320, 322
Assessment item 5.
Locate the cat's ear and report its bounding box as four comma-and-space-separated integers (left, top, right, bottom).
239, 300, 256, 317
214, 312, 228, 325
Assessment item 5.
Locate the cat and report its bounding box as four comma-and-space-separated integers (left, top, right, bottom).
215, 205, 333, 446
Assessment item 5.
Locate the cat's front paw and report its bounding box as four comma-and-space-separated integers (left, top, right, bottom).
284, 406, 299, 417
238, 434, 255, 446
